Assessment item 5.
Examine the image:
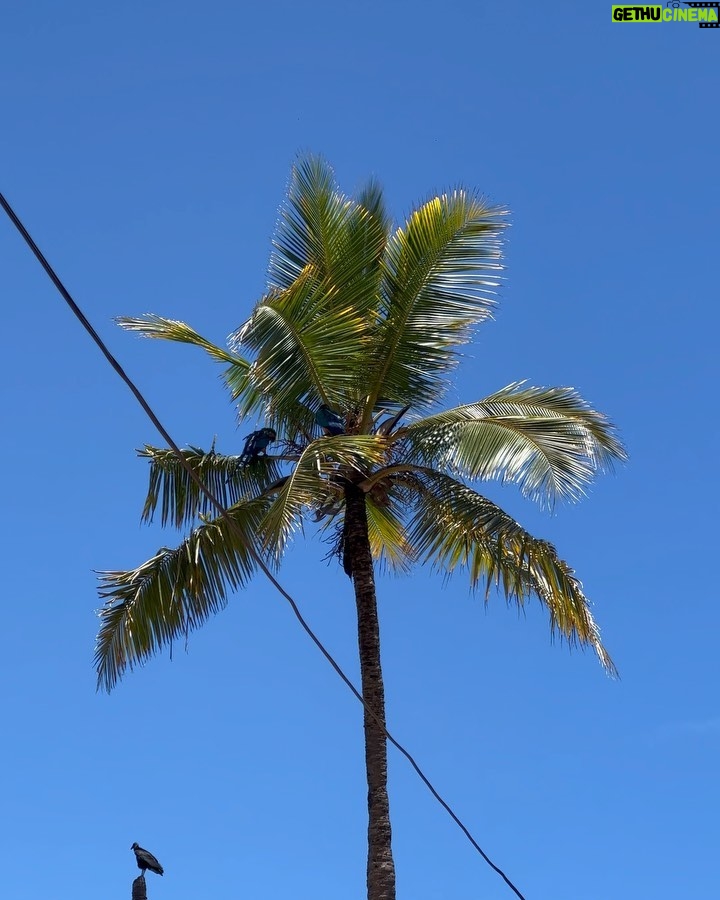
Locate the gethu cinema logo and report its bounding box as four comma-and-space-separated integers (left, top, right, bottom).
612, 3, 719, 23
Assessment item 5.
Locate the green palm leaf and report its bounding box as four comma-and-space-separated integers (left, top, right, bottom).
233, 159, 392, 415
365, 495, 415, 572
117, 314, 261, 415
402, 382, 626, 506
117, 314, 242, 365
268, 156, 388, 313
408, 471, 615, 673
363, 191, 508, 416
231, 267, 371, 417
139, 444, 285, 528
95, 497, 274, 692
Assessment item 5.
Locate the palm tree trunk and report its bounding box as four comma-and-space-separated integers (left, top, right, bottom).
344, 483, 396, 900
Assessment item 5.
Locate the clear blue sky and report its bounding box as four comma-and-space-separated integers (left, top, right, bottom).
1, 3, 718, 898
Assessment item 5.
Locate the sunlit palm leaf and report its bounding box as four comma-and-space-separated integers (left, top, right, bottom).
95, 497, 274, 692
268, 155, 352, 288
402, 383, 626, 506
355, 178, 393, 248
139, 445, 285, 528
117, 314, 243, 366
250, 158, 394, 412
407, 472, 615, 673
231, 268, 371, 415
268, 156, 388, 315
365, 497, 415, 572
117, 315, 259, 416
363, 192, 508, 415
224, 366, 266, 420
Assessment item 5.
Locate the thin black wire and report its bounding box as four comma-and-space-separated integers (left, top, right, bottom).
1, 190, 527, 900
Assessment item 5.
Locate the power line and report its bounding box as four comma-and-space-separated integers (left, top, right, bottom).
0, 189, 527, 900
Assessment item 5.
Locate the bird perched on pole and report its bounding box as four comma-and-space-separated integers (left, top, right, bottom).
315, 404, 345, 436
239, 427, 277, 465
131, 842, 164, 877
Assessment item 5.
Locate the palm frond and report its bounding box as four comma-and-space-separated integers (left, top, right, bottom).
407, 471, 616, 673
355, 177, 393, 242
363, 191, 508, 416
402, 383, 626, 506
95, 497, 273, 692
230, 267, 371, 415
365, 496, 415, 573
139, 445, 285, 528
118, 314, 245, 366
117, 315, 260, 418
232, 158, 393, 414
268, 156, 388, 314
223, 365, 266, 420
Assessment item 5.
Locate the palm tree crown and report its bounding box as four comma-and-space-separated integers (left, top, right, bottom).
95, 156, 625, 900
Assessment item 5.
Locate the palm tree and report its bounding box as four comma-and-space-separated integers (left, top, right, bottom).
95, 156, 625, 900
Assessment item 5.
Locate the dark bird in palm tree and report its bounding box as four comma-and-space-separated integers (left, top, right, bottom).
316, 404, 345, 435
131, 843, 164, 876
239, 427, 277, 465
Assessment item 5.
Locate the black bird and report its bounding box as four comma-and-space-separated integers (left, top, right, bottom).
239, 427, 277, 465
316, 404, 345, 436
131, 843, 164, 877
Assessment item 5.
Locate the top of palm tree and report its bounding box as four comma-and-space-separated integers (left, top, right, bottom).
99, 155, 626, 691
